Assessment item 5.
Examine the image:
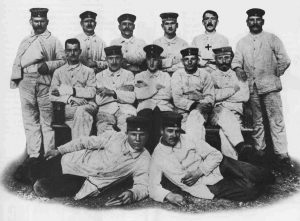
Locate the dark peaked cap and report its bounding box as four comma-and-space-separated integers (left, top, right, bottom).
160, 12, 179, 21
144, 44, 164, 58
80, 11, 97, 20
126, 116, 150, 131
118, 13, 136, 23
30, 8, 48, 18
180, 47, 199, 57
104, 45, 122, 56
246, 8, 265, 17
161, 112, 185, 133
212, 46, 233, 55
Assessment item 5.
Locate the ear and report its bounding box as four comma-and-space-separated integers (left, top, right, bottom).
175, 22, 178, 29
78, 49, 82, 55
261, 19, 265, 26
46, 19, 49, 26
29, 18, 32, 26
160, 129, 164, 136
80, 20, 83, 27
161, 23, 164, 29
94, 21, 97, 27
132, 23, 135, 30
118, 24, 122, 32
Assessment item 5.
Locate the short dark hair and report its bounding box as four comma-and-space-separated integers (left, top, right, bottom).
65, 38, 81, 49
202, 10, 219, 20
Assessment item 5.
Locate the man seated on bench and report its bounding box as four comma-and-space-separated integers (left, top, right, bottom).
26, 116, 151, 205
209, 46, 250, 160
95, 45, 136, 135
50, 38, 97, 139
149, 112, 274, 206
171, 47, 215, 139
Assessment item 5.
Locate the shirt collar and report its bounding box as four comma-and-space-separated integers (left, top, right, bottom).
31, 29, 51, 39
163, 35, 178, 44
158, 138, 182, 154
107, 68, 122, 77
204, 30, 216, 36
147, 70, 159, 78
66, 62, 81, 71
120, 36, 135, 44
249, 31, 264, 39
82, 33, 96, 41
186, 68, 200, 77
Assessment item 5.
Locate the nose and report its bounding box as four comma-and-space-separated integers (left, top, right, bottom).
136, 134, 141, 142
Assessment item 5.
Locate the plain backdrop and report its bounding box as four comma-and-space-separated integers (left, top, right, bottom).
0, 0, 300, 221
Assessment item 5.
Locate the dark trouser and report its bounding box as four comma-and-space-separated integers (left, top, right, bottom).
207, 156, 274, 201
28, 155, 85, 198
137, 107, 163, 154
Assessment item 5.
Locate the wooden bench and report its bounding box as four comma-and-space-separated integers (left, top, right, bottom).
52, 102, 254, 149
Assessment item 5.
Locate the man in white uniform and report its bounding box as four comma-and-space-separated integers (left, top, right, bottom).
96, 45, 136, 134
149, 112, 274, 205
231, 8, 292, 167
111, 13, 146, 74
26, 116, 150, 206
171, 47, 214, 137
12, 8, 65, 181
135, 44, 173, 153
154, 12, 189, 75
76, 11, 107, 73
50, 38, 97, 140
191, 10, 229, 70
210, 46, 250, 160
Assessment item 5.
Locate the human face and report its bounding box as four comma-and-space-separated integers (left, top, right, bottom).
65, 43, 81, 64
146, 57, 160, 73
127, 131, 148, 151
80, 18, 97, 35
161, 20, 178, 36
247, 16, 264, 34
161, 127, 181, 147
30, 17, 48, 35
202, 12, 218, 33
119, 20, 135, 39
106, 55, 123, 72
182, 55, 198, 73
215, 53, 233, 71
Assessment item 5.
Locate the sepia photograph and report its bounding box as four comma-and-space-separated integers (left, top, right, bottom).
0, 0, 300, 220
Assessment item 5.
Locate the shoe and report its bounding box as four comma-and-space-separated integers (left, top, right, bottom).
13, 156, 43, 184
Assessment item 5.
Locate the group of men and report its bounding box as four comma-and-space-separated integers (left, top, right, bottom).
11, 7, 291, 206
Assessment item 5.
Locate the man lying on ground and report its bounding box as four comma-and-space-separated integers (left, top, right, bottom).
149, 112, 275, 205
25, 116, 151, 206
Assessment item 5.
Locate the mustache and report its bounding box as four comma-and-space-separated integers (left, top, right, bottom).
207, 23, 213, 26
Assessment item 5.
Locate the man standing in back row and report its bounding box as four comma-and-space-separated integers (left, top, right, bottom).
231, 8, 292, 167
76, 10, 107, 73
111, 13, 146, 74
12, 8, 65, 180
191, 10, 229, 69
154, 12, 188, 75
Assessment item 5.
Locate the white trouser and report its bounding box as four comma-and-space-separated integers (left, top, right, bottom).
96, 109, 135, 135
250, 85, 288, 155
65, 104, 97, 139
19, 74, 54, 158
185, 110, 206, 143
211, 106, 244, 160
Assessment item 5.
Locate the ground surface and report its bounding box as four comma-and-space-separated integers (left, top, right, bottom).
2, 156, 300, 213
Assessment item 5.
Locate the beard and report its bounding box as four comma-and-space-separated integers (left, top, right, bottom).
218, 64, 231, 72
